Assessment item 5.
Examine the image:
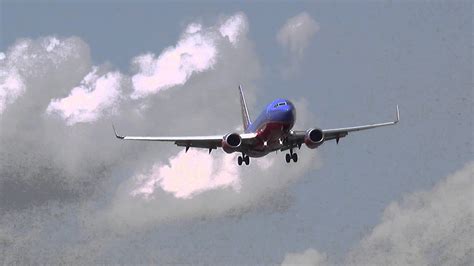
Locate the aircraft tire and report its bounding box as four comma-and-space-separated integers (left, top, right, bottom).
244, 156, 250, 165
285, 153, 291, 163
238, 156, 243, 165
292, 153, 298, 163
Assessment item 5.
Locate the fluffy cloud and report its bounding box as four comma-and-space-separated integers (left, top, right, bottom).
131, 149, 240, 199
131, 13, 247, 99
46, 67, 123, 125
277, 12, 319, 78
130, 36, 216, 99
0, 13, 321, 264
0, 66, 25, 114
277, 12, 319, 58
0, 37, 91, 118
282, 161, 474, 266
281, 249, 328, 266
219, 13, 247, 45
0, 37, 81, 115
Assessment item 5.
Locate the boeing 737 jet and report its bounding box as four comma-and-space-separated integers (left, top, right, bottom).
113, 86, 399, 165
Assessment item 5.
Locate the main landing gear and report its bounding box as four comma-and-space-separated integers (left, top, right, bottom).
285, 148, 298, 163
238, 154, 250, 166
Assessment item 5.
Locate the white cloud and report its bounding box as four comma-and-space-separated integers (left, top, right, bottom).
219, 12, 247, 45
282, 161, 474, 266
0, 41, 30, 115
0, 37, 90, 115
254, 155, 275, 170
0, 67, 26, 114
131, 13, 247, 99
130, 35, 217, 99
105, 149, 320, 233
281, 249, 328, 266
185, 23, 202, 34
45, 37, 61, 52
46, 67, 122, 125
0, 13, 320, 264
9, 38, 81, 75
131, 149, 240, 199
7, 39, 31, 63
277, 12, 320, 58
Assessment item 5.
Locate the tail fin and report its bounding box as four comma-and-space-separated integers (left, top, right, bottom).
238, 85, 251, 131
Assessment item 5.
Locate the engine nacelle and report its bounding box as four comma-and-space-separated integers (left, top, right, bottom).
304, 128, 324, 149
222, 133, 242, 154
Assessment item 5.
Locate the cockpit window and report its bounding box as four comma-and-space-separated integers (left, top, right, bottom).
274, 102, 287, 108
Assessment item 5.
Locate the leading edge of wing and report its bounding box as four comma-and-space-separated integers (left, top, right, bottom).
323, 105, 399, 134
112, 125, 256, 141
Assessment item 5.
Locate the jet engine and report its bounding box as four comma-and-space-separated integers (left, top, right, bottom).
222, 133, 242, 153
304, 128, 324, 149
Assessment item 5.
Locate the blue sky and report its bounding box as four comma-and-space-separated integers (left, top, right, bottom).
0, 1, 472, 264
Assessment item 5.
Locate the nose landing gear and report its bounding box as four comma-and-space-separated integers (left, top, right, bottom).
285, 148, 298, 163
238, 154, 250, 166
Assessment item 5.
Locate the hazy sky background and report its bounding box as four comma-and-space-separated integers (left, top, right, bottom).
1, 1, 472, 265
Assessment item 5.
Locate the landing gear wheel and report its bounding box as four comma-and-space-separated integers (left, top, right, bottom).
238, 156, 243, 165
292, 153, 298, 163
285, 153, 291, 163
244, 156, 250, 165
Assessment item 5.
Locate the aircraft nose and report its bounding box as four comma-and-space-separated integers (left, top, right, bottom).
282, 104, 295, 121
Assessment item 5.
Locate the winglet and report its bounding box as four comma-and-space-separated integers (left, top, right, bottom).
112, 124, 124, 139
394, 105, 400, 124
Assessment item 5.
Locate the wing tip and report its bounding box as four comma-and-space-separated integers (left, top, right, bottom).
112, 124, 124, 139
394, 105, 400, 124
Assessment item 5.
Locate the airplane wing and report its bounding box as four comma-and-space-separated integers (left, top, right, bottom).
285, 105, 399, 149
113, 125, 257, 151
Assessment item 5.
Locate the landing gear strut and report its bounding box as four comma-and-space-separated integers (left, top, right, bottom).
285, 148, 298, 163
238, 154, 250, 166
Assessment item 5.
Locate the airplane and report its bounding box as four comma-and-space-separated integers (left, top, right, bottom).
113, 85, 399, 165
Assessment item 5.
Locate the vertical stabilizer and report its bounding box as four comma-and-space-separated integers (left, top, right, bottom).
238, 85, 251, 131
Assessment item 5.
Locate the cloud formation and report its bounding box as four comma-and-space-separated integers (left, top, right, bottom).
131, 13, 247, 99
347, 161, 474, 265
131, 149, 240, 199
0, 12, 321, 264
0, 66, 25, 114
277, 12, 319, 58
282, 161, 474, 265
0, 37, 84, 115
46, 67, 123, 125
219, 13, 247, 45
